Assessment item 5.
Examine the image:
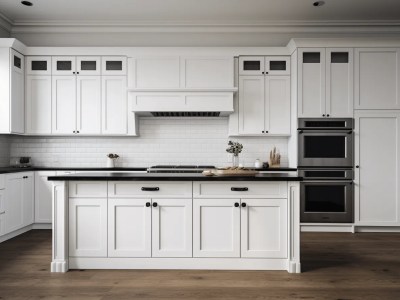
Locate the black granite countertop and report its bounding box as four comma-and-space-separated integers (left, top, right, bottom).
48, 172, 302, 181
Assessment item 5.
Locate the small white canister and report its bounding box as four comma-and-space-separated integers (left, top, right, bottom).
254, 158, 262, 169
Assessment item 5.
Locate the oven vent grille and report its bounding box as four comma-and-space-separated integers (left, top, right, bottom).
150, 112, 221, 117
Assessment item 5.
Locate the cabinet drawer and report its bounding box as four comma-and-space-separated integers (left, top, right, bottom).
193, 181, 287, 198
108, 181, 192, 197
69, 182, 107, 198
0, 175, 4, 190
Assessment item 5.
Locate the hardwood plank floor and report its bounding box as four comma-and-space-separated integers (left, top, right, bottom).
0, 230, 400, 299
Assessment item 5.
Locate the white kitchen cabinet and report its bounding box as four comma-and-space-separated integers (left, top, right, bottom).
298, 48, 353, 118
355, 111, 400, 226
52, 76, 77, 134
26, 56, 51, 75
102, 56, 127, 75
152, 198, 192, 257
25, 75, 52, 134
35, 171, 56, 223
102, 76, 127, 134
241, 198, 287, 258
77, 76, 101, 134
52, 56, 76, 75
0, 189, 5, 236
69, 197, 107, 257
0, 48, 24, 134
77, 56, 101, 76
355, 48, 400, 109
108, 198, 151, 257
239, 56, 290, 76
4, 172, 34, 234
193, 198, 240, 258
238, 75, 290, 135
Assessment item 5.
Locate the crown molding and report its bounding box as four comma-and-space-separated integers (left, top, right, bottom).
0, 12, 13, 33
9, 19, 400, 34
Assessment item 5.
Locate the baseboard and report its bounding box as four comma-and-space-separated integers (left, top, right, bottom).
301, 224, 355, 233
0, 223, 52, 243
32, 223, 52, 230
355, 226, 400, 233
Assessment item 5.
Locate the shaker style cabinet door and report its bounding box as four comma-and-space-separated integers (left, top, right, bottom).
77, 56, 101, 76
101, 56, 127, 75
297, 48, 326, 118
239, 56, 265, 76
108, 198, 151, 257
69, 198, 107, 257
354, 111, 400, 226
193, 198, 240, 257
34, 171, 56, 224
102, 76, 127, 134
326, 48, 353, 117
265, 56, 291, 76
0, 189, 5, 236
355, 48, 400, 109
10, 49, 25, 134
52, 76, 77, 134
241, 198, 288, 258
76, 76, 101, 134
4, 174, 24, 234
152, 198, 192, 257
22, 173, 34, 227
26, 56, 51, 75
25, 75, 52, 134
52, 56, 76, 75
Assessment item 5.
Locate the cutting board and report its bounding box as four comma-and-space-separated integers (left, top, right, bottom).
203, 168, 259, 176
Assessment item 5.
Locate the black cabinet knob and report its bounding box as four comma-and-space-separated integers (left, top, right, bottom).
77, 72, 80, 74
262, 130, 265, 133
152, 202, 158, 207
327, 114, 330, 117
265, 130, 268, 133
77, 131, 80, 133
322, 114, 325, 117
73, 72, 75, 74
356, 165, 359, 168
73, 130, 75, 133
146, 202, 151, 207
241, 203, 247, 207
234, 202, 239, 207
265, 72, 269, 74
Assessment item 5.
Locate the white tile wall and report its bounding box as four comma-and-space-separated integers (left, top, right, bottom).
9, 118, 288, 168
0, 135, 10, 167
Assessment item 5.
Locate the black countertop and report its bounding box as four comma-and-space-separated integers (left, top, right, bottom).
48, 172, 302, 181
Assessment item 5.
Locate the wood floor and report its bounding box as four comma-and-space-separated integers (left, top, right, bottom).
0, 231, 400, 300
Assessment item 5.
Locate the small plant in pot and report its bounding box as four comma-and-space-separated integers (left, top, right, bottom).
226, 140, 243, 168
106, 153, 119, 168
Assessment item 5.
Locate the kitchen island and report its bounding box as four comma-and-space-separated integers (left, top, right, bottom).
48, 172, 302, 273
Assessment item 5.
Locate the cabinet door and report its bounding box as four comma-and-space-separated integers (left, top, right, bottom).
25, 75, 52, 134
26, 56, 51, 75
0, 190, 5, 236
152, 198, 192, 257
52, 76, 77, 134
193, 198, 240, 257
108, 198, 151, 257
241, 198, 287, 258
239, 56, 264, 76
355, 111, 400, 226
102, 76, 127, 134
4, 174, 24, 234
35, 171, 56, 223
265, 76, 290, 135
265, 56, 290, 76
77, 56, 101, 76
69, 198, 107, 257
52, 56, 76, 75
10, 49, 24, 134
238, 76, 265, 134
22, 173, 34, 227
326, 48, 354, 117
355, 48, 400, 109
76, 76, 101, 134
102, 56, 127, 75
298, 48, 326, 118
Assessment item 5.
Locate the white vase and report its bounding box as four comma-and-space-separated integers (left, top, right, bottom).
106, 158, 115, 168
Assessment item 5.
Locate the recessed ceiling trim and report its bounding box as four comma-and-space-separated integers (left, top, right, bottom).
0, 12, 13, 32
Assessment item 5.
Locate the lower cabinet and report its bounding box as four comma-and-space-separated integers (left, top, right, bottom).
0, 189, 5, 236
193, 198, 287, 258
4, 172, 34, 234
35, 171, 56, 223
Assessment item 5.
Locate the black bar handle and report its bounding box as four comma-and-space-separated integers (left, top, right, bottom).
141, 187, 160, 191
231, 187, 248, 192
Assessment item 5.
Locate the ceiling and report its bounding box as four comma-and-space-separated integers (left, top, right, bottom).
0, 0, 400, 24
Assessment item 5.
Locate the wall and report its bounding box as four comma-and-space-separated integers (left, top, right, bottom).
0, 27, 9, 38
0, 135, 10, 167
9, 118, 288, 168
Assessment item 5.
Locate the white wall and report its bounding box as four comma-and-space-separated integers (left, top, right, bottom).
0, 135, 10, 167
9, 118, 288, 168
0, 27, 9, 38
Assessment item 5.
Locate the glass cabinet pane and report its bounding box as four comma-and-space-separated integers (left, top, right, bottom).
81, 60, 97, 71
32, 61, 47, 71
303, 52, 320, 63
57, 61, 72, 71
13, 55, 21, 69
106, 61, 123, 71
243, 60, 261, 71
331, 52, 349, 63
269, 61, 286, 71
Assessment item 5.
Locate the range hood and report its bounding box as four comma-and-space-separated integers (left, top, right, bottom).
128, 88, 237, 117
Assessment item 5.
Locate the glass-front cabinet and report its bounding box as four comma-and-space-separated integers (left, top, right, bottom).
77, 57, 101, 75
26, 56, 52, 75
239, 56, 290, 76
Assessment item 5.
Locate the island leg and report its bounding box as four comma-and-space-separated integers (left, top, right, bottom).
51, 181, 69, 273
288, 182, 301, 273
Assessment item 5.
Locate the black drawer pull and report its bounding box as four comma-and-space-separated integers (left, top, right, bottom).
231, 187, 248, 192
141, 187, 159, 191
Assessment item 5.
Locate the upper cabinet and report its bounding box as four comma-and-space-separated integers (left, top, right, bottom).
26, 56, 52, 75
0, 48, 25, 134
355, 48, 400, 110
102, 56, 127, 75
297, 48, 353, 118
52, 56, 76, 75
239, 56, 290, 76
128, 56, 234, 89
77, 56, 101, 75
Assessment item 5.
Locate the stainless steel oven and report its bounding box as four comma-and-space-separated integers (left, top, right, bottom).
299, 168, 354, 223
298, 118, 353, 167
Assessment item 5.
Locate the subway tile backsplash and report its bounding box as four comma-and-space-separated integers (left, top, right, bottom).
8, 118, 288, 168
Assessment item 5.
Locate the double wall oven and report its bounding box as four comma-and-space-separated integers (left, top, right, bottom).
298, 118, 354, 223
